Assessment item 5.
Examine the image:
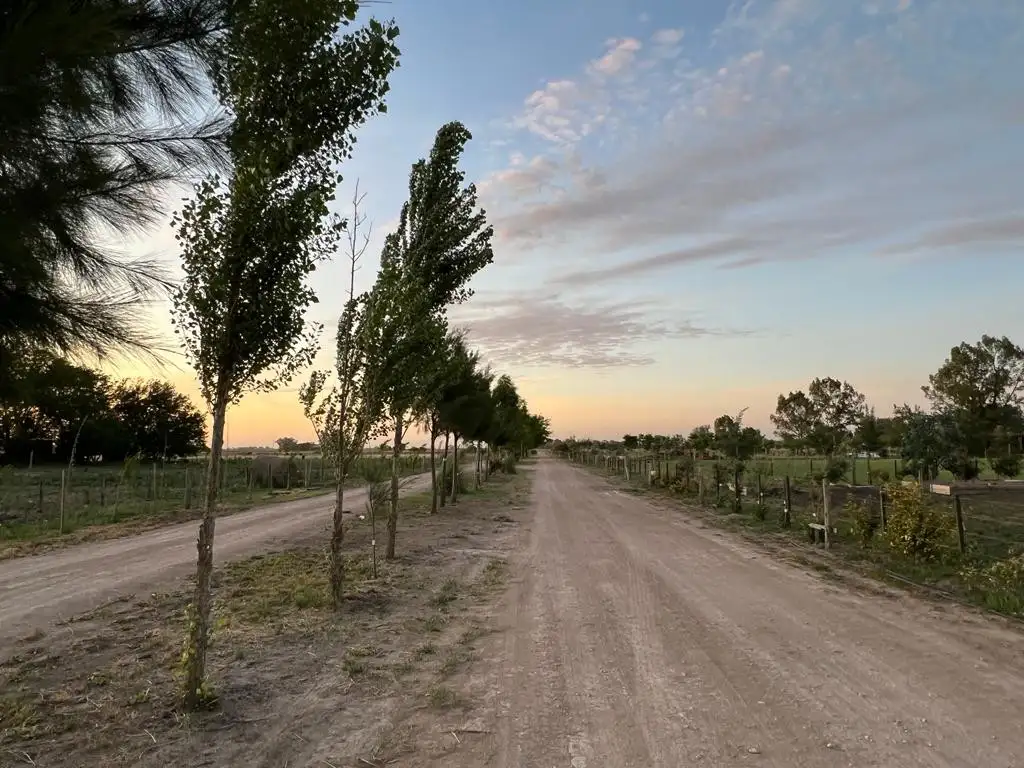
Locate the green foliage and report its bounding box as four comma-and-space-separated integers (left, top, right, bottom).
895, 405, 978, 481
0, 0, 231, 358
961, 549, 1024, 616
171, 0, 400, 408
923, 335, 1024, 458
0, 352, 206, 463
884, 482, 954, 561
712, 409, 763, 464
688, 425, 714, 455
771, 377, 866, 456
846, 499, 879, 547
990, 453, 1022, 479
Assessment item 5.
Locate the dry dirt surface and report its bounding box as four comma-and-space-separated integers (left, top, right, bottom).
0, 475, 430, 643
5, 460, 1024, 768
439, 459, 1024, 768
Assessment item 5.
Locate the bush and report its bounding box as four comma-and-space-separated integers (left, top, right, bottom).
869, 468, 890, 484
961, 548, 1024, 615
884, 482, 954, 561
501, 454, 517, 474
990, 454, 1022, 479
846, 499, 879, 547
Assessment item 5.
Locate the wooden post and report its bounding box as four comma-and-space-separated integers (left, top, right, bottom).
756, 472, 763, 506
782, 475, 792, 528
734, 466, 742, 511
99, 477, 106, 507
151, 463, 158, 503
184, 468, 192, 510
851, 458, 857, 486
878, 486, 887, 531
59, 470, 66, 535
821, 477, 831, 550
893, 458, 898, 479
37, 479, 44, 518
698, 471, 705, 504
714, 465, 721, 504
286, 456, 292, 490
954, 495, 966, 554
28, 450, 34, 470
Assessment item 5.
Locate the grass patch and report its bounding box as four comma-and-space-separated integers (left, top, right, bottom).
437, 647, 474, 678
480, 558, 508, 587
414, 642, 437, 659
429, 578, 460, 608
426, 684, 461, 709
216, 550, 331, 625
421, 613, 447, 633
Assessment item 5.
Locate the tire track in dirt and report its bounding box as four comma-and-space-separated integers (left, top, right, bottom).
441, 460, 1024, 768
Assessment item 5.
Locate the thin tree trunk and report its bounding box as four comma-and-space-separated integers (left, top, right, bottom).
429, 426, 438, 514
475, 441, 481, 489
183, 389, 227, 710
439, 431, 450, 507
386, 416, 402, 560
451, 434, 460, 503
329, 419, 347, 608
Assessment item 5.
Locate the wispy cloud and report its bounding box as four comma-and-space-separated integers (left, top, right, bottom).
482, 0, 1024, 285
452, 292, 748, 368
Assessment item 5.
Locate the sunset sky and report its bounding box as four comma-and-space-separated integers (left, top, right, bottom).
112, 0, 1024, 447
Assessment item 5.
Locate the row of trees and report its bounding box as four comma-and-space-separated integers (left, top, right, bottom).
0, 351, 205, 464
152, 0, 549, 711
561, 335, 1024, 481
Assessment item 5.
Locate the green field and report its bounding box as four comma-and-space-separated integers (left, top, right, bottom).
0, 453, 431, 546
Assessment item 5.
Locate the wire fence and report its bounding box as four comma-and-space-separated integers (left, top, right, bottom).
570, 451, 1024, 616
0, 453, 430, 540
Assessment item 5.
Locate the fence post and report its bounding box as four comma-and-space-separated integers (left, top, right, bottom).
878, 486, 886, 531
99, 477, 106, 507
822, 477, 831, 550
851, 459, 857, 485
185, 468, 192, 510
698, 470, 705, 504
733, 466, 742, 511
37, 479, 44, 518
756, 472, 763, 506
954, 495, 967, 554
714, 465, 721, 504
59, 470, 66, 535
151, 463, 158, 503
782, 475, 792, 528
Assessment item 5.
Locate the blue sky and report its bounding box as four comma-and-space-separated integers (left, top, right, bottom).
117, 0, 1024, 445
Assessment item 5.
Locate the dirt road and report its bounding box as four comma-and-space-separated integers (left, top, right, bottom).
452, 460, 1024, 767
0, 475, 430, 644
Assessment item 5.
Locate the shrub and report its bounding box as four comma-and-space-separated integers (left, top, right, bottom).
869, 468, 890, 484
884, 482, 954, 561
824, 457, 848, 484
961, 548, 1024, 616
501, 454, 517, 474
846, 499, 879, 547
990, 454, 1022, 479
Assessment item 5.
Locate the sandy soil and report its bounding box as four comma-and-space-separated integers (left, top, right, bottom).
0, 475, 430, 643
5, 460, 1024, 768
435, 460, 1024, 767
